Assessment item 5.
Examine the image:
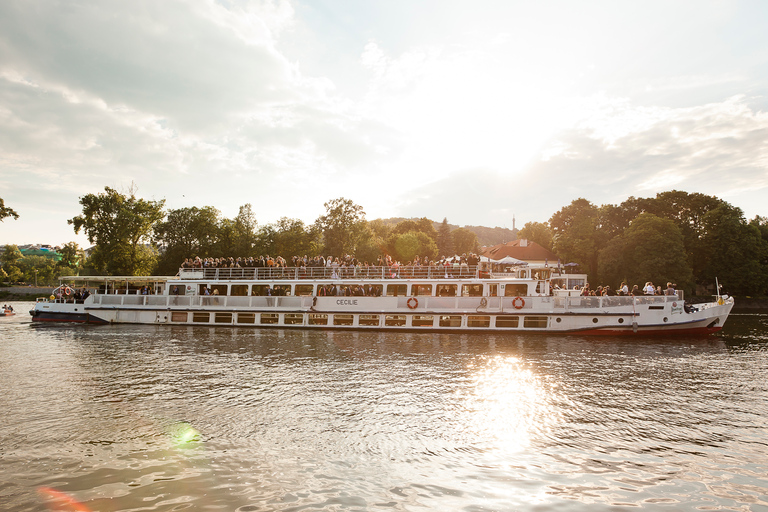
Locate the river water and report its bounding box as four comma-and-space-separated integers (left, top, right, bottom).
1, 301, 767, 512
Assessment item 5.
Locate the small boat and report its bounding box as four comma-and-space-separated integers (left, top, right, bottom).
29, 264, 734, 335
1, 307, 16, 317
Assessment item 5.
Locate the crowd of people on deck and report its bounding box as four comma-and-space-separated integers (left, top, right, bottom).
580, 281, 677, 297
180, 253, 484, 277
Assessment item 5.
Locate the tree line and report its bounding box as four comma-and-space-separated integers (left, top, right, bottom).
2, 189, 768, 296
517, 191, 768, 296
0, 188, 481, 285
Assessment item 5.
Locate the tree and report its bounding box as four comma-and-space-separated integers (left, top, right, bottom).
517, 221, 553, 251
550, 198, 601, 280
0, 244, 23, 283
154, 206, 222, 274
0, 197, 19, 221
58, 242, 83, 270
270, 217, 320, 257
699, 204, 768, 296
389, 231, 438, 262
437, 218, 453, 257
69, 186, 165, 275
452, 227, 479, 255
598, 213, 693, 292
315, 198, 367, 257
232, 204, 258, 256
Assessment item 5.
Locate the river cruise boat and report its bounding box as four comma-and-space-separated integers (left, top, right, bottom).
30, 264, 733, 335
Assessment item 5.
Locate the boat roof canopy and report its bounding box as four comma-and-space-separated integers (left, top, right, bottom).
58, 276, 173, 283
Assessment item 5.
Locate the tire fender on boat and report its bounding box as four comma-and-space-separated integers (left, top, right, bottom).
407, 297, 418, 309
512, 296, 525, 309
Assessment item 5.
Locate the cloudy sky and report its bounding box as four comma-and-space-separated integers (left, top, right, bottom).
1, 0, 767, 247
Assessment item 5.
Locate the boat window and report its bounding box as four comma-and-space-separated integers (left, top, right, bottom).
439, 315, 462, 327
237, 313, 256, 324
468, 315, 490, 327
215, 312, 232, 323
387, 284, 407, 296
308, 314, 328, 325
284, 313, 303, 325
384, 315, 406, 326
359, 315, 379, 326
251, 285, 270, 296
412, 315, 434, 327
411, 284, 432, 296
272, 285, 291, 296
192, 312, 210, 323
495, 316, 519, 328
523, 316, 548, 328
462, 284, 483, 297
171, 312, 188, 323
231, 285, 249, 297
210, 284, 227, 296
436, 284, 457, 297
504, 284, 528, 297
488, 284, 498, 297
260, 313, 279, 324
333, 314, 354, 326
295, 285, 314, 296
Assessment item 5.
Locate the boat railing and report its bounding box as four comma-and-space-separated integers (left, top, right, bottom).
87, 292, 681, 311
177, 265, 487, 281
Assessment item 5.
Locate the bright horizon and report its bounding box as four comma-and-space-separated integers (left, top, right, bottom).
2, 0, 767, 247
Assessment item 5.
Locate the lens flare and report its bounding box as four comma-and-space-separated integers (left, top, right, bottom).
167, 421, 200, 445
37, 487, 91, 512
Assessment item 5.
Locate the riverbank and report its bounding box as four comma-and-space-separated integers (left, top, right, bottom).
0, 286, 52, 301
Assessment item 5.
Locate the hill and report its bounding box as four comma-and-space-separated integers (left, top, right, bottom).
375, 218, 518, 247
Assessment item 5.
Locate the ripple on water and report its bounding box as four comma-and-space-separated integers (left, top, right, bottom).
2, 308, 768, 511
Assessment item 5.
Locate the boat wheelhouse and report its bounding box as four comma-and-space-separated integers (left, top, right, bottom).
30, 265, 734, 335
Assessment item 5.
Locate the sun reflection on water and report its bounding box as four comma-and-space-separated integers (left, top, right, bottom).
461, 355, 564, 454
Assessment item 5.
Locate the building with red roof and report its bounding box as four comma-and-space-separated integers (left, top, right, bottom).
481, 239, 562, 266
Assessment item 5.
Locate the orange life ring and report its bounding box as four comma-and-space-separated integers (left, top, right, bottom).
64, 286, 72, 296
407, 297, 418, 309
512, 296, 525, 309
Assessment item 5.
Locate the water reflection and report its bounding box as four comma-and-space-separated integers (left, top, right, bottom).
459, 355, 565, 455
2, 304, 768, 510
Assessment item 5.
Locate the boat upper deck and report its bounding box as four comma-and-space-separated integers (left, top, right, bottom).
177, 265, 559, 281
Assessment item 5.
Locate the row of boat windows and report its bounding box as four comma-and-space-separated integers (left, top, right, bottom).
170, 311, 550, 328
184, 282, 534, 297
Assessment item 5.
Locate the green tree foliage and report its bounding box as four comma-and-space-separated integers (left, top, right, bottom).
154, 206, 222, 274
0, 244, 23, 283
315, 198, 367, 257
452, 227, 479, 255
386, 218, 439, 260
437, 218, 453, 257
598, 213, 693, 291
232, 204, 258, 256
269, 217, 320, 257
17, 255, 75, 286
0, 197, 19, 221
550, 198, 601, 279
389, 231, 438, 262
57, 242, 84, 271
69, 186, 165, 276
517, 221, 553, 251
356, 223, 387, 264
699, 205, 768, 295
